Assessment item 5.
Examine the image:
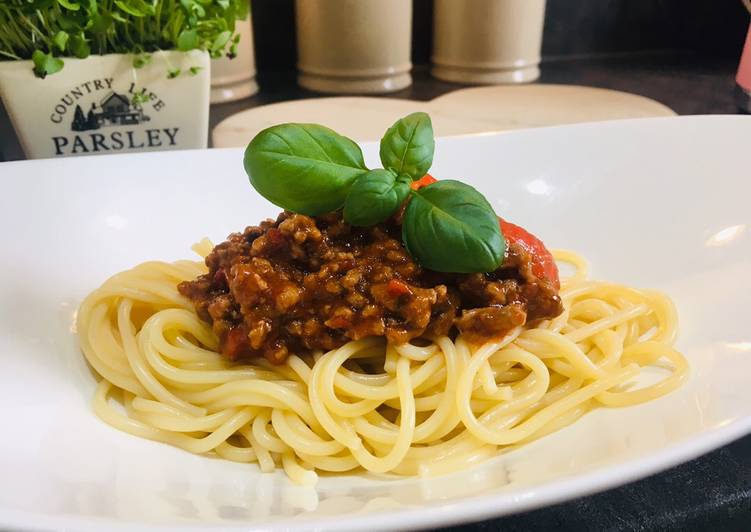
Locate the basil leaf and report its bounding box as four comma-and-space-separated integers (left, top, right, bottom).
244, 123, 368, 215
402, 180, 505, 273
379, 112, 435, 180
32, 50, 64, 78
343, 169, 410, 227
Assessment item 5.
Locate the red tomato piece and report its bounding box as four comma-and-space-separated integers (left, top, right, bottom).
387, 279, 412, 297
395, 174, 437, 222
223, 326, 249, 360
406, 174, 558, 288
499, 218, 560, 289
410, 173, 437, 190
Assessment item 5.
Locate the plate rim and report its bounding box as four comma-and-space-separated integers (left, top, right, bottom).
3, 114, 751, 531
2, 420, 749, 532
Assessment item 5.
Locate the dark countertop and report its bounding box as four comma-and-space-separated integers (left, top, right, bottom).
206, 51, 742, 137
444, 436, 751, 532
2, 51, 739, 161
2, 51, 749, 531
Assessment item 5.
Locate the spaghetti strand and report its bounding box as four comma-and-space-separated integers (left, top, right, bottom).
77, 249, 687, 484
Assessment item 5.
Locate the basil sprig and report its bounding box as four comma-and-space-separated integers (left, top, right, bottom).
342, 112, 434, 223
243, 113, 505, 273
243, 123, 368, 215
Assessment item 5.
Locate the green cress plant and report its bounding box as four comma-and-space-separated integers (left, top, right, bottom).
243, 112, 506, 274
0, 0, 248, 78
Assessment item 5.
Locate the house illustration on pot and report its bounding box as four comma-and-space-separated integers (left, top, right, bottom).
71, 91, 151, 132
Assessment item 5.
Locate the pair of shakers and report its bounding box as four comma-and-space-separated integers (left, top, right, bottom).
296, 0, 546, 94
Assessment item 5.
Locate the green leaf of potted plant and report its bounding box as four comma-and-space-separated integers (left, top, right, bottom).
0, 0, 249, 159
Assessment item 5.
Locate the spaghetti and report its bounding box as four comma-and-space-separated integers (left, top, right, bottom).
77, 245, 688, 485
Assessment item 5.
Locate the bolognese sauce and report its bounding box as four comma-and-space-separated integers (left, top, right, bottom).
178, 211, 563, 364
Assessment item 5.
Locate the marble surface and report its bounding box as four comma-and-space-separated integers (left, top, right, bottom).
211, 84, 674, 148
205, 52, 742, 144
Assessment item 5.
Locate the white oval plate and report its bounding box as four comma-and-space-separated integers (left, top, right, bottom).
1, 115, 750, 531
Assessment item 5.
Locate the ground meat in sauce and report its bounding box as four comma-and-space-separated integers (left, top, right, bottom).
178, 211, 563, 364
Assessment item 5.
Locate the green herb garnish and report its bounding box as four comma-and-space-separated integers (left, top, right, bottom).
343, 169, 412, 227
379, 112, 435, 180
403, 180, 505, 273
244, 123, 368, 216
243, 113, 505, 273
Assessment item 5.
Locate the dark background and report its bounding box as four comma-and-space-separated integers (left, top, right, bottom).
248, 0, 749, 72
2, 0, 749, 160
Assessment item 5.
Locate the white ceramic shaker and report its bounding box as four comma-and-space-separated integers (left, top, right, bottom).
432, 0, 546, 84
210, 15, 259, 103
295, 0, 413, 94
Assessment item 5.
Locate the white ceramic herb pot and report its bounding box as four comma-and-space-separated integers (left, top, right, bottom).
210, 17, 258, 104
0, 50, 210, 159
295, 0, 412, 94
432, 0, 547, 84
